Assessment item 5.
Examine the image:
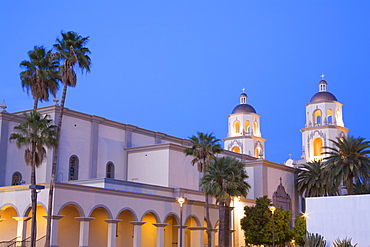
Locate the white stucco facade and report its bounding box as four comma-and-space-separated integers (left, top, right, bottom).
0, 103, 298, 247
306, 195, 370, 246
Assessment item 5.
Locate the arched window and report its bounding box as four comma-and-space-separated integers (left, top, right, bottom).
245, 120, 250, 134
69, 155, 79, 181
253, 121, 258, 135
255, 147, 262, 158
106, 162, 115, 179
232, 146, 241, 153
327, 109, 333, 124
234, 121, 240, 134
12, 172, 22, 185
314, 110, 321, 125
313, 138, 323, 156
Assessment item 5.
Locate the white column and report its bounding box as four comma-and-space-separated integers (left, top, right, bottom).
75, 217, 94, 247
42, 215, 65, 247
210, 228, 217, 247
12, 217, 31, 243
174, 225, 188, 247
104, 219, 122, 247
130, 221, 146, 247
153, 223, 168, 247
188, 226, 206, 247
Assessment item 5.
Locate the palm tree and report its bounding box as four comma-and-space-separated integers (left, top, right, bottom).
184, 132, 222, 247
200, 156, 250, 247
323, 136, 370, 195
296, 161, 339, 197
20, 46, 59, 110
45, 31, 91, 246
9, 111, 57, 247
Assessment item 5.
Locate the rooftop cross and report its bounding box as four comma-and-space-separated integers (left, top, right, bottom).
321, 73, 325, 80
242, 87, 245, 93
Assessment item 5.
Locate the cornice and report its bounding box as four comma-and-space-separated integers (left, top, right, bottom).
223, 135, 266, 142
221, 150, 257, 161
228, 112, 260, 118
244, 159, 296, 172
300, 125, 350, 133
305, 100, 343, 107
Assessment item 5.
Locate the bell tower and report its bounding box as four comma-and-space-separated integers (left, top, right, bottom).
223, 90, 266, 158
300, 76, 349, 162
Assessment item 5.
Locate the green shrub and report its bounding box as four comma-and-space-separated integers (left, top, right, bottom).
304, 232, 326, 247
332, 238, 358, 247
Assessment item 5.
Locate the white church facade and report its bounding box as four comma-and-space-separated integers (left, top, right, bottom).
0, 78, 346, 247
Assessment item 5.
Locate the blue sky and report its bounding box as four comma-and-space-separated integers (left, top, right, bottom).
1, 1, 369, 163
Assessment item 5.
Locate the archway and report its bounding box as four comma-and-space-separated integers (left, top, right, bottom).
141, 212, 158, 247
164, 214, 178, 247
89, 207, 109, 247
0, 205, 18, 241
58, 204, 81, 246
26, 204, 47, 240
184, 216, 198, 247
117, 209, 135, 247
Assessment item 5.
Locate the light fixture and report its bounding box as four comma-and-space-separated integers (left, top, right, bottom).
268, 206, 276, 247
177, 197, 186, 247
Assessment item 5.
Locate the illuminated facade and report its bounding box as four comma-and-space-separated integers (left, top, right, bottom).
0, 103, 298, 247
223, 93, 266, 158
300, 79, 349, 162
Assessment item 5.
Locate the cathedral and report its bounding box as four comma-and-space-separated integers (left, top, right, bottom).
0, 78, 346, 247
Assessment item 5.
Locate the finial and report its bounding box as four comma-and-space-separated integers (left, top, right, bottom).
279, 177, 282, 184
320, 73, 325, 80
288, 153, 292, 159
53, 96, 59, 105
242, 87, 245, 93
0, 100, 7, 112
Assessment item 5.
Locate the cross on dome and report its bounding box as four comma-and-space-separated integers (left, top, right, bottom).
242, 87, 245, 93
321, 73, 325, 80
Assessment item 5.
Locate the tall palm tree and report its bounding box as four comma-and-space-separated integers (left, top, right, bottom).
324, 136, 370, 195
200, 156, 250, 247
9, 111, 57, 247
20, 46, 59, 110
296, 161, 339, 197
45, 31, 91, 246
184, 132, 222, 247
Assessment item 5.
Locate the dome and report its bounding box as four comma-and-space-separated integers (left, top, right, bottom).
310, 92, 337, 103
232, 104, 256, 114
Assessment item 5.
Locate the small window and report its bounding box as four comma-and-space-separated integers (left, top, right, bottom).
313, 138, 323, 156
232, 146, 241, 153
253, 121, 258, 135
255, 147, 262, 158
327, 109, 333, 124
234, 121, 240, 134
106, 162, 115, 179
245, 120, 250, 134
69, 155, 79, 181
314, 110, 321, 125
12, 172, 22, 185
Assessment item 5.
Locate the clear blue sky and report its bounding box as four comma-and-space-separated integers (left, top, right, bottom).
1, 1, 369, 163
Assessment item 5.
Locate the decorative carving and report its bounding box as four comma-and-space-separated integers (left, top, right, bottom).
272, 178, 291, 211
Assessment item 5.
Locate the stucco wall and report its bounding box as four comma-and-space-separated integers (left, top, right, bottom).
306, 195, 370, 247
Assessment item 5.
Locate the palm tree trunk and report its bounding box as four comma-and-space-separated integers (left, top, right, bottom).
219, 200, 225, 247
205, 196, 212, 247
348, 175, 354, 195
224, 203, 230, 247
33, 98, 38, 111
45, 83, 68, 247
30, 143, 37, 247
